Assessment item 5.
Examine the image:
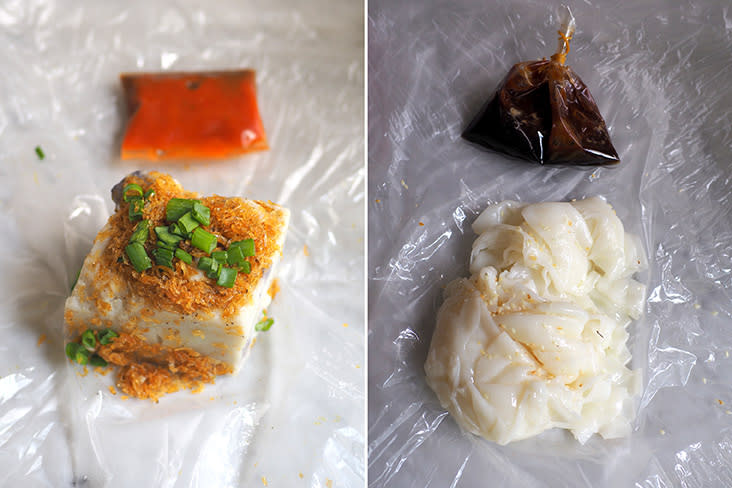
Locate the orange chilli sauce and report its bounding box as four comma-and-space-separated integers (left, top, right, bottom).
120, 70, 268, 161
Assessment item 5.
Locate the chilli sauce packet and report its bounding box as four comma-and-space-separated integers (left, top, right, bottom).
120, 70, 268, 161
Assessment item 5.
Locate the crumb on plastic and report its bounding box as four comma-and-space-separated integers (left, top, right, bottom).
418, 222, 424, 226
267, 278, 280, 300
342, 323, 348, 328
400, 179, 408, 190
261, 476, 268, 486
95, 366, 111, 376
37, 333, 47, 346
303, 244, 310, 256
109, 386, 117, 395
299, 472, 304, 479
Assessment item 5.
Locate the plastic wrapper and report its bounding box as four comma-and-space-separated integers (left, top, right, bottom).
0, 0, 364, 486
369, 0, 732, 486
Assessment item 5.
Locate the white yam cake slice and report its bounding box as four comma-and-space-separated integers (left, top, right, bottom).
64, 171, 289, 400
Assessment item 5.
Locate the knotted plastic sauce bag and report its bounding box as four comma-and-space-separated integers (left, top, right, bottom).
463, 9, 619, 166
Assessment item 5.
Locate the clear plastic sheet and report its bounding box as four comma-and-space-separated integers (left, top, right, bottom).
368, 0, 732, 486
0, 0, 364, 486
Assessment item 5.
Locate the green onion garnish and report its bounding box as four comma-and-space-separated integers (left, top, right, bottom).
143, 189, 155, 200
226, 246, 245, 265
71, 268, 81, 290
65, 342, 79, 360
129, 219, 150, 243
152, 247, 174, 268
89, 355, 108, 368
122, 183, 144, 202
230, 239, 255, 257
212, 250, 228, 263
81, 330, 96, 350
178, 212, 200, 234
98, 329, 118, 345
35, 146, 45, 160
198, 256, 217, 273
125, 242, 152, 272
192, 202, 211, 226
255, 317, 274, 332
217, 267, 237, 288
155, 226, 183, 246
128, 197, 144, 221
169, 222, 187, 237
198, 256, 220, 280
74, 348, 90, 365
157, 241, 176, 251
239, 261, 251, 274
165, 198, 199, 222
191, 227, 217, 253
175, 248, 193, 264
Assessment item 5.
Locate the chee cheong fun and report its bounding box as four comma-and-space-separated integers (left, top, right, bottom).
424, 197, 646, 445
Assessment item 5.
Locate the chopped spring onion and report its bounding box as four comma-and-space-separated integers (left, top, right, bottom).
89, 355, 108, 368
122, 183, 144, 202
125, 242, 152, 272
65, 342, 79, 360
143, 189, 155, 200
129, 219, 150, 243
208, 268, 222, 280
128, 197, 144, 221
35, 146, 45, 160
198, 256, 220, 280
197, 256, 217, 273
192, 202, 211, 226
212, 250, 228, 263
191, 227, 217, 253
81, 330, 96, 350
71, 268, 81, 290
165, 198, 199, 222
239, 261, 251, 274
74, 348, 90, 365
175, 248, 193, 264
98, 329, 118, 345
226, 245, 245, 265
155, 226, 183, 246
169, 222, 187, 237
255, 317, 274, 332
178, 212, 200, 234
152, 247, 174, 268
157, 241, 176, 251
217, 267, 238, 288
230, 238, 255, 257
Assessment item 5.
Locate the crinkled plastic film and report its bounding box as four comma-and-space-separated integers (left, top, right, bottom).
369, 0, 732, 486
0, 0, 364, 486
